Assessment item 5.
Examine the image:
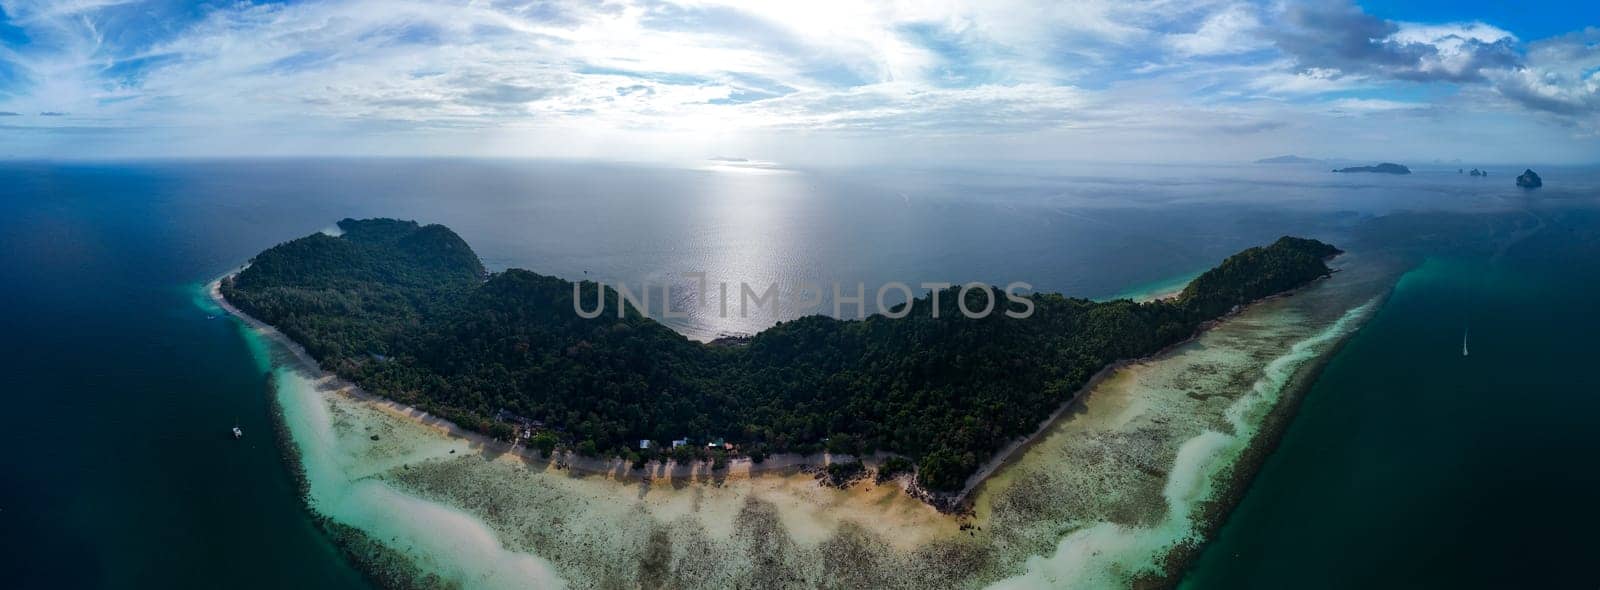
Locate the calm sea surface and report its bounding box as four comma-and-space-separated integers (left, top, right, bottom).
1182, 250, 1600, 587
1, 159, 1596, 588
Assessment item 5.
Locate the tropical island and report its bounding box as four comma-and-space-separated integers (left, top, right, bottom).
1255, 155, 1322, 164
1333, 162, 1411, 174
221, 218, 1341, 496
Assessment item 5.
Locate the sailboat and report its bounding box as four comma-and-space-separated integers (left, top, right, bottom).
1462, 327, 1470, 357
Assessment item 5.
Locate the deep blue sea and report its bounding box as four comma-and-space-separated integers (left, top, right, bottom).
2, 158, 1597, 588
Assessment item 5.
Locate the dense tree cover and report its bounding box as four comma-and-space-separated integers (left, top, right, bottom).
223, 218, 484, 366
1177, 236, 1341, 319
876, 456, 915, 483
225, 219, 1340, 491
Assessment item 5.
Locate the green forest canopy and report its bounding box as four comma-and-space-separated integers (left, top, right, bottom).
224, 218, 1340, 491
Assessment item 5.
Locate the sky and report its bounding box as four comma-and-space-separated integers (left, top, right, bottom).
0, 0, 1597, 165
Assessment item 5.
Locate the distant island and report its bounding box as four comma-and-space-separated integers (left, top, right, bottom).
1255, 155, 1323, 164
1333, 163, 1411, 174
222, 219, 1341, 496
1517, 169, 1542, 188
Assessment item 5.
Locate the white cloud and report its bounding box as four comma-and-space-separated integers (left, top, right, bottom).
1249, 66, 1365, 95
0, 0, 1597, 163
1390, 21, 1515, 46
1484, 28, 1600, 126
1390, 21, 1518, 80
1167, 3, 1263, 57
0, 0, 138, 24
0, 0, 1184, 132
1269, 1, 1518, 83
1324, 98, 1425, 113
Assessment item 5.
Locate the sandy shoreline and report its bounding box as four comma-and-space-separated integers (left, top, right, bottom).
208, 250, 1397, 588
211, 263, 1331, 509
951, 265, 1340, 506
209, 274, 924, 489
1142, 287, 1390, 587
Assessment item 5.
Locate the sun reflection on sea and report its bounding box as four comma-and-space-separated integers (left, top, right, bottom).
674, 164, 812, 338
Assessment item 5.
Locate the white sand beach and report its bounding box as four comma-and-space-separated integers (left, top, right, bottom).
207, 251, 1396, 589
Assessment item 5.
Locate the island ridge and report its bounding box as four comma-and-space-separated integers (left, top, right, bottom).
222, 219, 1342, 497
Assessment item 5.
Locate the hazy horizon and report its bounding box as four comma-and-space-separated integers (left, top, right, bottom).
1, 154, 1591, 170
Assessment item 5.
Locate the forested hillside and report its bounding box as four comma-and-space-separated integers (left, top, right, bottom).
224, 219, 1339, 491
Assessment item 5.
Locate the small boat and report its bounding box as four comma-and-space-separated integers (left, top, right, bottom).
1462, 327, 1470, 357
233, 425, 243, 439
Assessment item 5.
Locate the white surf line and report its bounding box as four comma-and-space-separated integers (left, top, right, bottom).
206, 278, 569, 590
986, 297, 1378, 590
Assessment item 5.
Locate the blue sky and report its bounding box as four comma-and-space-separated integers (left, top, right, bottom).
0, 0, 1597, 164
